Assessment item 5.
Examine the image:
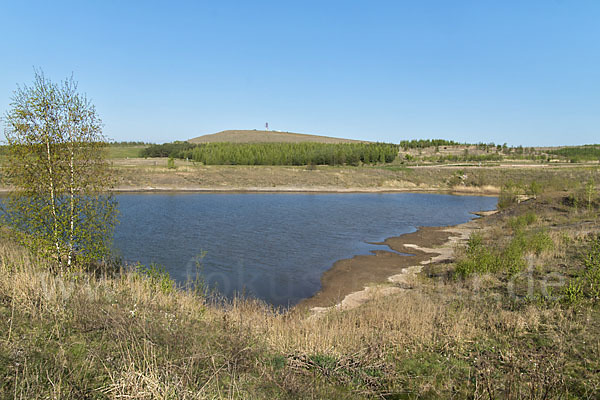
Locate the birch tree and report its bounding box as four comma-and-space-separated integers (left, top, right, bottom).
2, 71, 117, 270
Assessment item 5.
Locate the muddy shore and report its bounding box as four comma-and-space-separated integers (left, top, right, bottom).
297, 211, 496, 311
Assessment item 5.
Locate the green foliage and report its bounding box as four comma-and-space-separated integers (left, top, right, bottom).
143, 141, 399, 166
455, 228, 554, 279
106, 144, 147, 159
139, 141, 196, 158
526, 230, 554, 255
552, 235, 600, 305
585, 179, 596, 211
2, 71, 117, 269
563, 279, 584, 304
501, 234, 527, 276
399, 138, 463, 149
455, 233, 499, 277
508, 212, 537, 231
108, 141, 148, 146
167, 157, 176, 169
562, 178, 598, 212
134, 263, 175, 294
547, 145, 600, 161
428, 153, 503, 163
581, 235, 600, 300
528, 181, 543, 197
498, 181, 523, 209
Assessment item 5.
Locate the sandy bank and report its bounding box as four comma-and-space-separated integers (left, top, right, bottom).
298, 210, 497, 314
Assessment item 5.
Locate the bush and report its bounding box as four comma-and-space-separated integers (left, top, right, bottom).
167, 157, 176, 169
455, 226, 554, 279
562, 235, 600, 304
134, 263, 175, 294
528, 181, 542, 197
583, 235, 600, 299
455, 234, 498, 278
498, 181, 522, 209
526, 230, 554, 255
563, 279, 584, 304
508, 212, 537, 231
501, 234, 527, 276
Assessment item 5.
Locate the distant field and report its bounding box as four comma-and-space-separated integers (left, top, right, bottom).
188, 130, 367, 144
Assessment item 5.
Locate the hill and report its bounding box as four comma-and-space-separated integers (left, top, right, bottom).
189, 130, 367, 144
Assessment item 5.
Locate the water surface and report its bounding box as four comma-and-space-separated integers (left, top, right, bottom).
114, 193, 497, 306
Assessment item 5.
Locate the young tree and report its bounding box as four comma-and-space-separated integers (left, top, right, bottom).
2, 71, 117, 270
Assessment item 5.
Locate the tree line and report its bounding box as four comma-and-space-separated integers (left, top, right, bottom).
399, 139, 463, 149
141, 142, 399, 166
547, 145, 600, 162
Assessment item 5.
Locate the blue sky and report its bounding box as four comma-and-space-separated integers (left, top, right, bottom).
1, 0, 599, 146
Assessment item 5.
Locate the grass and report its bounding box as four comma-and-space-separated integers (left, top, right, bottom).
1, 165, 600, 398
105, 145, 146, 159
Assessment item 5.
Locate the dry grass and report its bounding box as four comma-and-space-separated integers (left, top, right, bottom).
108, 161, 598, 196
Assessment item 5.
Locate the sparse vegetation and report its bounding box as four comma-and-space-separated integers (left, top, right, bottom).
425, 153, 503, 163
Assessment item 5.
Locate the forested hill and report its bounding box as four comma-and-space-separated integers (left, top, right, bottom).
188, 130, 367, 144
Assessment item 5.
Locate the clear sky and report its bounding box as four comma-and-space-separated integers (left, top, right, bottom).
1, 0, 599, 146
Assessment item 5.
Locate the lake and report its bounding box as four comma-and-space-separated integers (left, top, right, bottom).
114, 192, 497, 307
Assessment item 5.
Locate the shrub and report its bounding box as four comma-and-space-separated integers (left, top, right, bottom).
455, 227, 552, 279
501, 235, 527, 276
561, 235, 600, 304
583, 235, 600, 299
528, 181, 543, 197
563, 279, 584, 304
526, 230, 554, 255
134, 263, 175, 294
508, 212, 537, 231
455, 234, 498, 278
498, 181, 522, 209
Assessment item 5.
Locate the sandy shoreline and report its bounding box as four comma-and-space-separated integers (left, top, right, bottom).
297, 209, 497, 313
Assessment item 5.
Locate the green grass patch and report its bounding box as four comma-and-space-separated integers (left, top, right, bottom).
106, 145, 147, 159
455, 227, 554, 278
